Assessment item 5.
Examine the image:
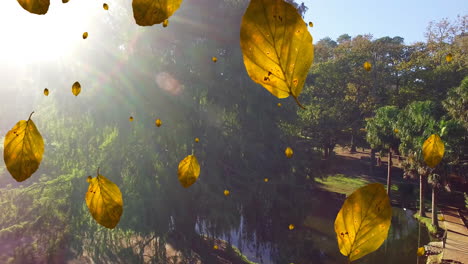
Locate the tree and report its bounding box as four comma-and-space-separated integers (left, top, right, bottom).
366, 106, 400, 197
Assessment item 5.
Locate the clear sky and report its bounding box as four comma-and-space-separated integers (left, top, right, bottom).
303, 0, 467, 44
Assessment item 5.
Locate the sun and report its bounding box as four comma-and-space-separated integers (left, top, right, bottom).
0, 1, 101, 64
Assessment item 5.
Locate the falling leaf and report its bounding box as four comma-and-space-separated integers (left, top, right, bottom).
422, 134, 445, 168
3, 113, 44, 182
264, 178, 269, 182
289, 224, 295, 230
363, 61, 372, 72
72, 81, 81, 96
178, 155, 200, 188
62, 0, 69, 3
103, 3, 109, 10
394, 128, 399, 133
83, 32, 88, 39
85, 170, 123, 229
195, 138, 199, 143
285, 147, 293, 158
155, 119, 162, 127
308, 21, 313, 27
212, 56, 218, 63
438, 216, 444, 221
334, 183, 392, 262
445, 53, 452, 63
132, 0, 183, 26
240, 0, 313, 108
162, 19, 169, 27
224, 189, 230, 196
17, 0, 49, 14
417, 247, 425, 256
43, 88, 49, 96
213, 245, 218, 250
277, 103, 282, 107
129, 116, 134, 122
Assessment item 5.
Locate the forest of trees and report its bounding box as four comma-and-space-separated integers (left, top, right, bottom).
0, 0, 466, 263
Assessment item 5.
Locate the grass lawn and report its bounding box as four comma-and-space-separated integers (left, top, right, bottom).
314, 174, 398, 196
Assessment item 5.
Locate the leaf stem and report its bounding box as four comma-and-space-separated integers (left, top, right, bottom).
292, 95, 306, 109
97, 167, 100, 176
28, 111, 35, 120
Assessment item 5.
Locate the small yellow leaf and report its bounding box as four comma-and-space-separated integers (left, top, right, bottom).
417, 247, 425, 256
155, 119, 162, 127
17, 0, 49, 14
308, 21, 313, 27
129, 116, 134, 122
264, 178, 269, 182
289, 224, 295, 230
85, 172, 123, 229
394, 128, 399, 133
72, 81, 81, 96
62, 0, 69, 3
213, 245, 218, 250
285, 147, 293, 158
240, 0, 313, 108
363, 61, 372, 72
83, 32, 88, 39
103, 3, 109, 10
132, 0, 183, 26
178, 155, 200, 188
334, 183, 392, 262
422, 134, 445, 168
44, 88, 49, 96
3, 113, 44, 182
212, 56, 218, 63
162, 19, 169, 28
277, 103, 282, 107
438, 216, 444, 221
224, 189, 230, 196
446, 53, 453, 63
195, 138, 199, 143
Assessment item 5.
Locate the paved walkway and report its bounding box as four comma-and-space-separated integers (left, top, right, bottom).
439, 206, 468, 264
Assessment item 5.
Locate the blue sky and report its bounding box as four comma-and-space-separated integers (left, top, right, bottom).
303, 0, 467, 44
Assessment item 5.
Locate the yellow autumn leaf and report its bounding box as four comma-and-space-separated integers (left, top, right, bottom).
224, 189, 230, 196
213, 245, 218, 250
289, 224, 295, 230
85, 171, 123, 229
308, 21, 313, 27
285, 147, 293, 158
3, 113, 44, 182
240, 0, 313, 108
132, 0, 183, 26
195, 137, 199, 143
129, 116, 134, 122
155, 119, 162, 127
422, 134, 445, 168
178, 154, 200, 188
103, 3, 109, 10
17, 0, 49, 15
264, 177, 269, 182
212, 56, 218, 63
363, 61, 372, 72
446, 53, 452, 63
162, 19, 169, 27
44, 88, 49, 96
83, 32, 88, 39
334, 183, 392, 262
72, 81, 81, 96
62, 0, 69, 3
417, 247, 425, 256
394, 128, 399, 133
277, 103, 282, 107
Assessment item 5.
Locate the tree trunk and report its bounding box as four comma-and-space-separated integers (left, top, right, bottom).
419, 175, 425, 217
370, 149, 376, 175
323, 145, 329, 159
432, 187, 438, 227
387, 149, 392, 198
350, 134, 356, 153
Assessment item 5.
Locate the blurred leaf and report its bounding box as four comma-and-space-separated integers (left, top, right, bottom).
83, 32, 88, 39
289, 224, 295, 230
129, 116, 134, 122
212, 56, 218, 63
334, 183, 392, 262
309, 21, 313, 27
103, 3, 109, 10
44, 88, 49, 96
285, 147, 293, 158
85, 172, 123, 229
155, 119, 162, 127
240, 0, 313, 108
416, 247, 425, 256
224, 189, 230, 196
3, 113, 44, 182
363, 61, 372, 71
422, 134, 444, 168
132, 0, 183, 26
162, 19, 169, 27
445, 53, 452, 63
17, 0, 49, 14
178, 155, 200, 188
72, 81, 81, 96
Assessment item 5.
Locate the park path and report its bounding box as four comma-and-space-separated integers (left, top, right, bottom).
439, 206, 468, 263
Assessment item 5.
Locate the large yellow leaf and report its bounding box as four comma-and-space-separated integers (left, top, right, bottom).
422, 134, 444, 168
3, 113, 44, 182
132, 0, 183, 26
17, 0, 49, 15
178, 154, 200, 188
240, 0, 313, 107
334, 183, 392, 262
85, 171, 123, 229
